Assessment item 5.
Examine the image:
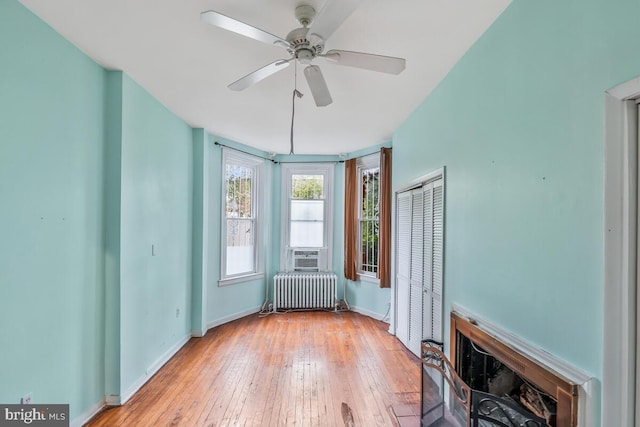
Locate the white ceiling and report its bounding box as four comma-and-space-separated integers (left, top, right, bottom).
19, 0, 510, 155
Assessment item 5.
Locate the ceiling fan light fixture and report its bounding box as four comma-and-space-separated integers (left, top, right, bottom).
296, 49, 314, 64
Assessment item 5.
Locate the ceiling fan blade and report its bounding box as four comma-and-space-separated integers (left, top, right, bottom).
228, 59, 293, 91
304, 65, 333, 107
321, 50, 406, 75
307, 0, 362, 44
201, 10, 291, 49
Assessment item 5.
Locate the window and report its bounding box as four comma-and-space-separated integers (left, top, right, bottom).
220, 149, 264, 284
344, 148, 391, 285
281, 164, 334, 271
358, 156, 380, 278
290, 174, 325, 247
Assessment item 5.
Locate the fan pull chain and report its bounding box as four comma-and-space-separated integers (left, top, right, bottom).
290, 61, 303, 155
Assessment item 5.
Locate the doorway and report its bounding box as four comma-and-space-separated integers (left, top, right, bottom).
603, 76, 640, 426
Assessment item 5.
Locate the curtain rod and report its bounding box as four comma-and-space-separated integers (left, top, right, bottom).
277, 160, 343, 164
214, 141, 391, 164
215, 141, 339, 164
214, 141, 277, 163
348, 147, 392, 162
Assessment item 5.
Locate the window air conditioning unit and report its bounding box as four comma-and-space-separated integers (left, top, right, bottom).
289, 248, 328, 272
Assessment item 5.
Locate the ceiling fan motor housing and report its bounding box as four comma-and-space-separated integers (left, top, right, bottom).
286, 27, 324, 58
288, 5, 324, 59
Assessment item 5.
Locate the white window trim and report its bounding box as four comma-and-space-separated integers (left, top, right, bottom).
219, 272, 265, 287
219, 148, 265, 285
356, 153, 381, 283
357, 274, 380, 285
280, 163, 334, 272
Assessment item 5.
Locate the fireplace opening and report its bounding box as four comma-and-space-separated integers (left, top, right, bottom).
456, 332, 557, 425
448, 312, 580, 427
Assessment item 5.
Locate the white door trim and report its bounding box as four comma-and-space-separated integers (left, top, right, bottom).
603, 75, 640, 426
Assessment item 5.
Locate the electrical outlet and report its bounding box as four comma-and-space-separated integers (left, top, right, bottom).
21, 393, 32, 405
176, 308, 180, 318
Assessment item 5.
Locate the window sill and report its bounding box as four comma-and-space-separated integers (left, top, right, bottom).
357, 273, 380, 285
218, 272, 265, 287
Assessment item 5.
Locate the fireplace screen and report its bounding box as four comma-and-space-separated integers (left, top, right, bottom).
422, 312, 581, 427
421, 339, 470, 426
421, 340, 547, 427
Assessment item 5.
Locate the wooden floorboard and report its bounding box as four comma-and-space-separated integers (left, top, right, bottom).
87, 311, 421, 427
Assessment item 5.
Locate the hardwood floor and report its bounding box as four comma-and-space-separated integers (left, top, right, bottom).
88, 311, 421, 427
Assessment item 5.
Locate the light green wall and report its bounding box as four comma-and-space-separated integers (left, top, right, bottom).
0, 0, 106, 418
269, 163, 282, 280
191, 129, 208, 336
104, 71, 123, 400
0, 2, 195, 418
393, 0, 640, 420
119, 74, 193, 394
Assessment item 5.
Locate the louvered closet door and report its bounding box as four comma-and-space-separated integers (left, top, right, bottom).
421, 183, 433, 346
395, 190, 413, 346
408, 188, 425, 355
424, 179, 443, 342
395, 176, 444, 357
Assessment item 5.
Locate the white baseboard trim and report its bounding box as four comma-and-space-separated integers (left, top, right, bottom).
350, 305, 389, 323
70, 398, 105, 427
191, 328, 206, 338
105, 395, 121, 406
206, 306, 261, 330
121, 334, 191, 404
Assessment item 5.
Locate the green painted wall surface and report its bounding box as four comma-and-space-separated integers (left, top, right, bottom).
332, 162, 346, 301
119, 75, 193, 394
191, 129, 208, 336
268, 164, 282, 282
393, 0, 640, 419
0, 0, 106, 419
104, 71, 123, 399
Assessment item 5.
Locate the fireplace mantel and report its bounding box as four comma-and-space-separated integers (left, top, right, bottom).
450, 306, 595, 427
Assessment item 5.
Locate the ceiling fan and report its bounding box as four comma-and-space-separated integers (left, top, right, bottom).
200, 1, 406, 107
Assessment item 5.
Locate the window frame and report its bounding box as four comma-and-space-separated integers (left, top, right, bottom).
280, 163, 334, 272
219, 149, 265, 286
357, 154, 381, 283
